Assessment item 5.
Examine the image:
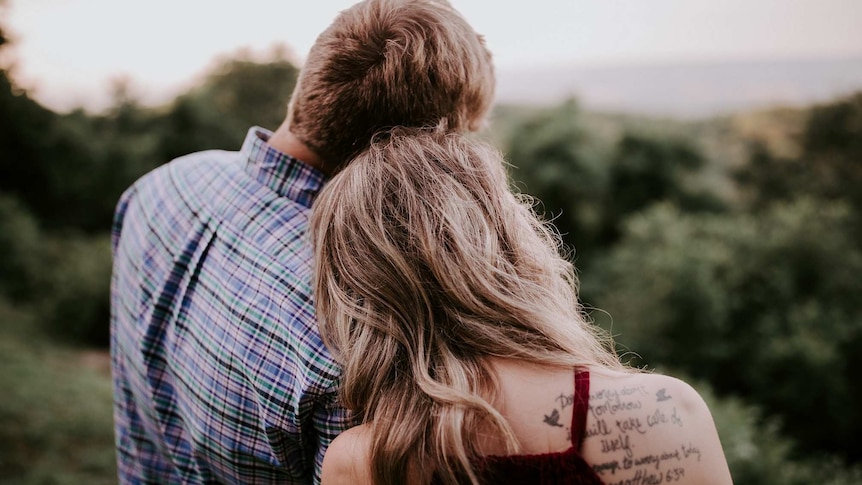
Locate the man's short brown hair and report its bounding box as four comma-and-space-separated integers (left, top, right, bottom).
287, 0, 495, 169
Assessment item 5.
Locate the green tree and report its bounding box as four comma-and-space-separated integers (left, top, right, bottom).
505, 100, 611, 264
801, 92, 862, 208
602, 133, 724, 242
734, 91, 862, 212
196, 48, 299, 132
155, 49, 300, 161
504, 101, 722, 282
594, 200, 862, 461
0, 64, 59, 222
698, 378, 862, 485
0, 196, 41, 300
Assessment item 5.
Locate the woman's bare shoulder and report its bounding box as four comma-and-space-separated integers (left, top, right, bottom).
581, 369, 733, 485
321, 424, 373, 485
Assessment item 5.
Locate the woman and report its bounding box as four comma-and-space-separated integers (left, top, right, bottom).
311, 128, 733, 484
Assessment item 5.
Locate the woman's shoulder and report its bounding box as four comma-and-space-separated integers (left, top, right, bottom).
581, 369, 733, 484
588, 370, 706, 416
321, 424, 373, 484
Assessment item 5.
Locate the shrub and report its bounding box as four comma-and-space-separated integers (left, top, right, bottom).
594, 199, 862, 460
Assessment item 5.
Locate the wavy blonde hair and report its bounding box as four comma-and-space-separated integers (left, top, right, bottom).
311, 128, 621, 484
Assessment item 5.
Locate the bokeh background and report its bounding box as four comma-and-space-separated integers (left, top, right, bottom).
2, 1, 861, 483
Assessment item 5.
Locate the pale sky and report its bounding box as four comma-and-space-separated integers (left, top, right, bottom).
4, 0, 862, 112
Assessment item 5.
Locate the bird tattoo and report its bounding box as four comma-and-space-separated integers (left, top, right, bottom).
543, 408, 564, 427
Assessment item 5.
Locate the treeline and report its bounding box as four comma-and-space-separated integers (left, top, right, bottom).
1, 25, 861, 482
499, 95, 862, 483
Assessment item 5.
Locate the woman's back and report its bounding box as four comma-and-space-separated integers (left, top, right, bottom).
465, 361, 601, 484
322, 361, 732, 484
490, 361, 732, 484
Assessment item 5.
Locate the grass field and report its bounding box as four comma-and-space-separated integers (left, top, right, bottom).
0, 302, 116, 485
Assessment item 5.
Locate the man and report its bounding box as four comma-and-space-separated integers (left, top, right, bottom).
109, 0, 494, 483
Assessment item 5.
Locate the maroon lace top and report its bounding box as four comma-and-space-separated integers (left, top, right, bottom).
470, 369, 603, 484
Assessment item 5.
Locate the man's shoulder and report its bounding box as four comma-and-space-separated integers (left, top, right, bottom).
134, 149, 241, 194
121, 148, 249, 228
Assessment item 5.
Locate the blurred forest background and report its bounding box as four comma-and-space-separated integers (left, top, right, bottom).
2, 15, 862, 485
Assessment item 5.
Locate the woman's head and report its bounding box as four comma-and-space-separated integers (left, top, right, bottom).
311, 128, 618, 483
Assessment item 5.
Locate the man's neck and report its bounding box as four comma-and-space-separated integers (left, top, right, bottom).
267, 122, 332, 176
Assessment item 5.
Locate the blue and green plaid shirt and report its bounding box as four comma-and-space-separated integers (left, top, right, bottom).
110, 127, 352, 484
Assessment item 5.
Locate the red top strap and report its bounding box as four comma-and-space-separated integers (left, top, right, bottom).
570, 369, 590, 451
460, 368, 604, 484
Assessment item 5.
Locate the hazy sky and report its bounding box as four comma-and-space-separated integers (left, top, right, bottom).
5, 0, 862, 111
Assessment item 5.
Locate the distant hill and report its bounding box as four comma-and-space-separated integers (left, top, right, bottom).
496, 57, 862, 119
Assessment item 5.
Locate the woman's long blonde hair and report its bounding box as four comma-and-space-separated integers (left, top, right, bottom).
311, 128, 621, 484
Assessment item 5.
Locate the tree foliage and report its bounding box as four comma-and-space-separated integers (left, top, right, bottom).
505, 100, 726, 292
501, 92, 862, 475
594, 199, 862, 461
700, 378, 862, 485
735, 92, 862, 214
505, 100, 609, 262
0, 196, 41, 300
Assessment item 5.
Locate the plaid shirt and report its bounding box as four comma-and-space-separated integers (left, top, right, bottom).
110, 127, 352, 484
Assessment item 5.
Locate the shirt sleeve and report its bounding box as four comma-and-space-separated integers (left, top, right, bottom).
112, 185, 137, 255
110, 183, 180, 483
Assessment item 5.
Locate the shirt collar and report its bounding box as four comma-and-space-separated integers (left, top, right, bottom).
241, 126, 327, 209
